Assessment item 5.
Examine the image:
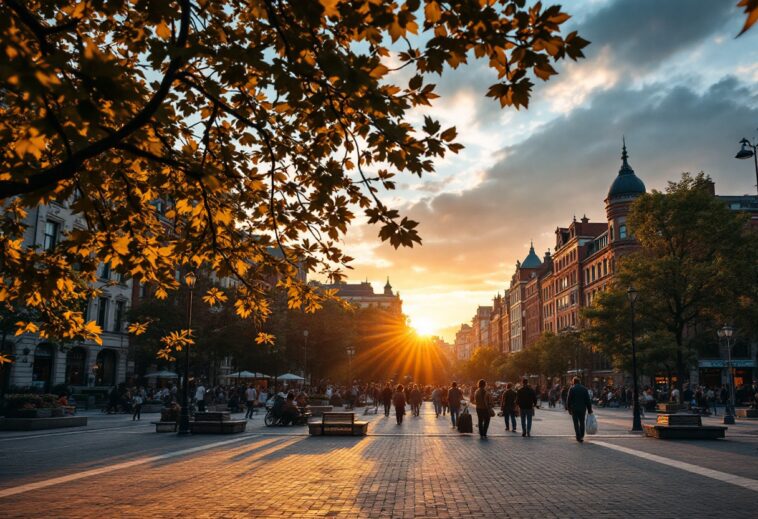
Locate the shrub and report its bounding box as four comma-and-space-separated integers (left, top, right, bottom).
4, 393, 61, 410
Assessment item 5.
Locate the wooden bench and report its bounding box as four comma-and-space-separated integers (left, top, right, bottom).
644, 413, 726, 440
657, 403, 686, 414
308, 405, 333, 417
308, 412, 368, 436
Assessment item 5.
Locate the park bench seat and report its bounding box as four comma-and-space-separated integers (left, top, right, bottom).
191, 411, 246, 434
644, 413, 726, 440
152, 421, 177, 433
308, 412, 368, 436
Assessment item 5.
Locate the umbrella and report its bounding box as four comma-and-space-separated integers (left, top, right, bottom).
144, 370, 178, 378
226, 371, 270, 379
277, 373, 305, 381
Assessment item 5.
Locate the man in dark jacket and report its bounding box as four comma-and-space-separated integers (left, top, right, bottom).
381, 383, 393, 417
566, 377, 593, 442
500, 382, 518, 433
516, 378, 537, 437
448, 382, 463, 428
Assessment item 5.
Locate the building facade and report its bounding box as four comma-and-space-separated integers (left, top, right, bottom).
5, 203, 132, 392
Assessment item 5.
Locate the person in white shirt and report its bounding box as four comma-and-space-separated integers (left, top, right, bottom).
245, 385, 258, 419
195, 383, 206, 412
258, 386, 268, 407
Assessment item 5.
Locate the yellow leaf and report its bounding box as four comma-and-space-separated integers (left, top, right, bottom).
113, 234, 130, 255
369, 64, 389, 78
319, 0, 340, 17
424, 1, 442, 23
156, 21, 171, 40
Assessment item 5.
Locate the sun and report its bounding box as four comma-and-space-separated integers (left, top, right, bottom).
410, 316, 437, 337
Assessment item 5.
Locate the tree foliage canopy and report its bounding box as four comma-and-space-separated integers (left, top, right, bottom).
0, 0, 588, 361
583, 173, 758, 387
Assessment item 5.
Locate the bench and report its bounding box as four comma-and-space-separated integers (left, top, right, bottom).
190, 411, 246, 434
308, 412, 368, 436
152, 421, 178, 433
735, 408, 758, 419
308, 405, 333, 417
644, 413, 727, 440
657, 403, 686, 414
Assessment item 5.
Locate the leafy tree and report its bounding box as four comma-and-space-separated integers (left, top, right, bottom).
585, 173, 757, 390
461, 346, 504, 382
0, 0, 588, 356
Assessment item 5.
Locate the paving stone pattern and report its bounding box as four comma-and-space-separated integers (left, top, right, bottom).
0, 406, 757, 518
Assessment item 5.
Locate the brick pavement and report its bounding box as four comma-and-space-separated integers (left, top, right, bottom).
1, 405, 757, 518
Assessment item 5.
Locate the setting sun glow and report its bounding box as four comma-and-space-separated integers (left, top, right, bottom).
410, 316, 437, 337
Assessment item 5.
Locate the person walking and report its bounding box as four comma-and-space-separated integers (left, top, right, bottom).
566, 377, 593, 442
132, 392, 143, 421
410, 384, 422, 417
500, 382, 517, 433
381, 382, 393, 417
245, 384, 258, 419
474, 379, 493, 439
393, 385, 407, 425
431, 386, 442, 418
448, 381, 463, 428
441, 386, 449, 416
195, 382, 207, 413
516, 378, 537, 437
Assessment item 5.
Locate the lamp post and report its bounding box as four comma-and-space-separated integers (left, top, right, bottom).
627, 286, 643, 432
346, 346, 355, 386
303, 330, 309, 384
734, 136, 758, 196
717, 325, 736, 425
178, 271, 196, 436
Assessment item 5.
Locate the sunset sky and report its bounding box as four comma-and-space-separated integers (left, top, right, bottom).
339, 0, 758, 340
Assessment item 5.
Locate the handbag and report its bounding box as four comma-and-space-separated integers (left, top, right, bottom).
586, 413, 598, 435
488, 407, 495, 417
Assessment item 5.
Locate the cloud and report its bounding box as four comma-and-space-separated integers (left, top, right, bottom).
579, 0, 734, 69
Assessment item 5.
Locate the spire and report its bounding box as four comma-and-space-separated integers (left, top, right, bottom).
620, 136, 633, 174
384, 277, 392, 295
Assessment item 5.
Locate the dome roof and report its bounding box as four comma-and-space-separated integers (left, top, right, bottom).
608, 140, 645, 200
521, 242, 542, 269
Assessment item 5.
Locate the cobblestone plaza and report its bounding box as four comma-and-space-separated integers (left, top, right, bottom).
1, 406, 757, 518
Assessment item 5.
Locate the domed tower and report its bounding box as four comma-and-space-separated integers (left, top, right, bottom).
521, 241, 542, 269
605, 138, 646, 245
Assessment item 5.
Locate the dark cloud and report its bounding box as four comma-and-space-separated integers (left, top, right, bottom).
580, 0, 734, 67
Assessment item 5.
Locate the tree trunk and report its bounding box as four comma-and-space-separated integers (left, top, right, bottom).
675, 330, 685, 392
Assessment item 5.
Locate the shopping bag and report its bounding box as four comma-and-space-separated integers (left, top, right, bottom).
457, 408, 473, 433
586, 413, 598, 435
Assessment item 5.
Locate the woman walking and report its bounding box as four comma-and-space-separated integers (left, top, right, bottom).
410, 384, 422, 417
393, 384, 407, 425
474, 379, 494, 439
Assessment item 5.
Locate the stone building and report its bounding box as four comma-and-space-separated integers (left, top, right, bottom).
4, 203, 132, 393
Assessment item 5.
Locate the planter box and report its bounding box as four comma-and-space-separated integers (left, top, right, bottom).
735, 408, 758, 418
140, 404, 163, 413
190, 420, 246, 434
0, 416, 88, 431
6, 408, 61, 419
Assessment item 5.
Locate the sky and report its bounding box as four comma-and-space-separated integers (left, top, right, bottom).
337, 0, 758, 341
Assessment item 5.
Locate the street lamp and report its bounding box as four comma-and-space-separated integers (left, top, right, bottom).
627, 286, 643, 432
303, 330, 309, 383
717, 325, 735, 425
178, 270, 196, 436
346, 346, 356, 386
734, 136, 758, 196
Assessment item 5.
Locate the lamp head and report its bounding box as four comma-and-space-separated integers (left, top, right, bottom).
626, 286, 638, 303
184, 271, 197, 289
721, 325, 734, 338
735, 138, 754, 160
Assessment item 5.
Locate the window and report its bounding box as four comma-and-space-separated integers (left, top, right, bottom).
619, 224, 627, 239
43, 220, 59, 251
97, 297, 109, 330
603, 259, 608, 276
114, 301, 126, 332
100, 262, 111, 280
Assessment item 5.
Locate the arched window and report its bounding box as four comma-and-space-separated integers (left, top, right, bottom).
66, 347, 88, 386
32, 343, 55, 391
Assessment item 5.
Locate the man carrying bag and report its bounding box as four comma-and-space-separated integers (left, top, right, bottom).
566, 376, 594, 442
